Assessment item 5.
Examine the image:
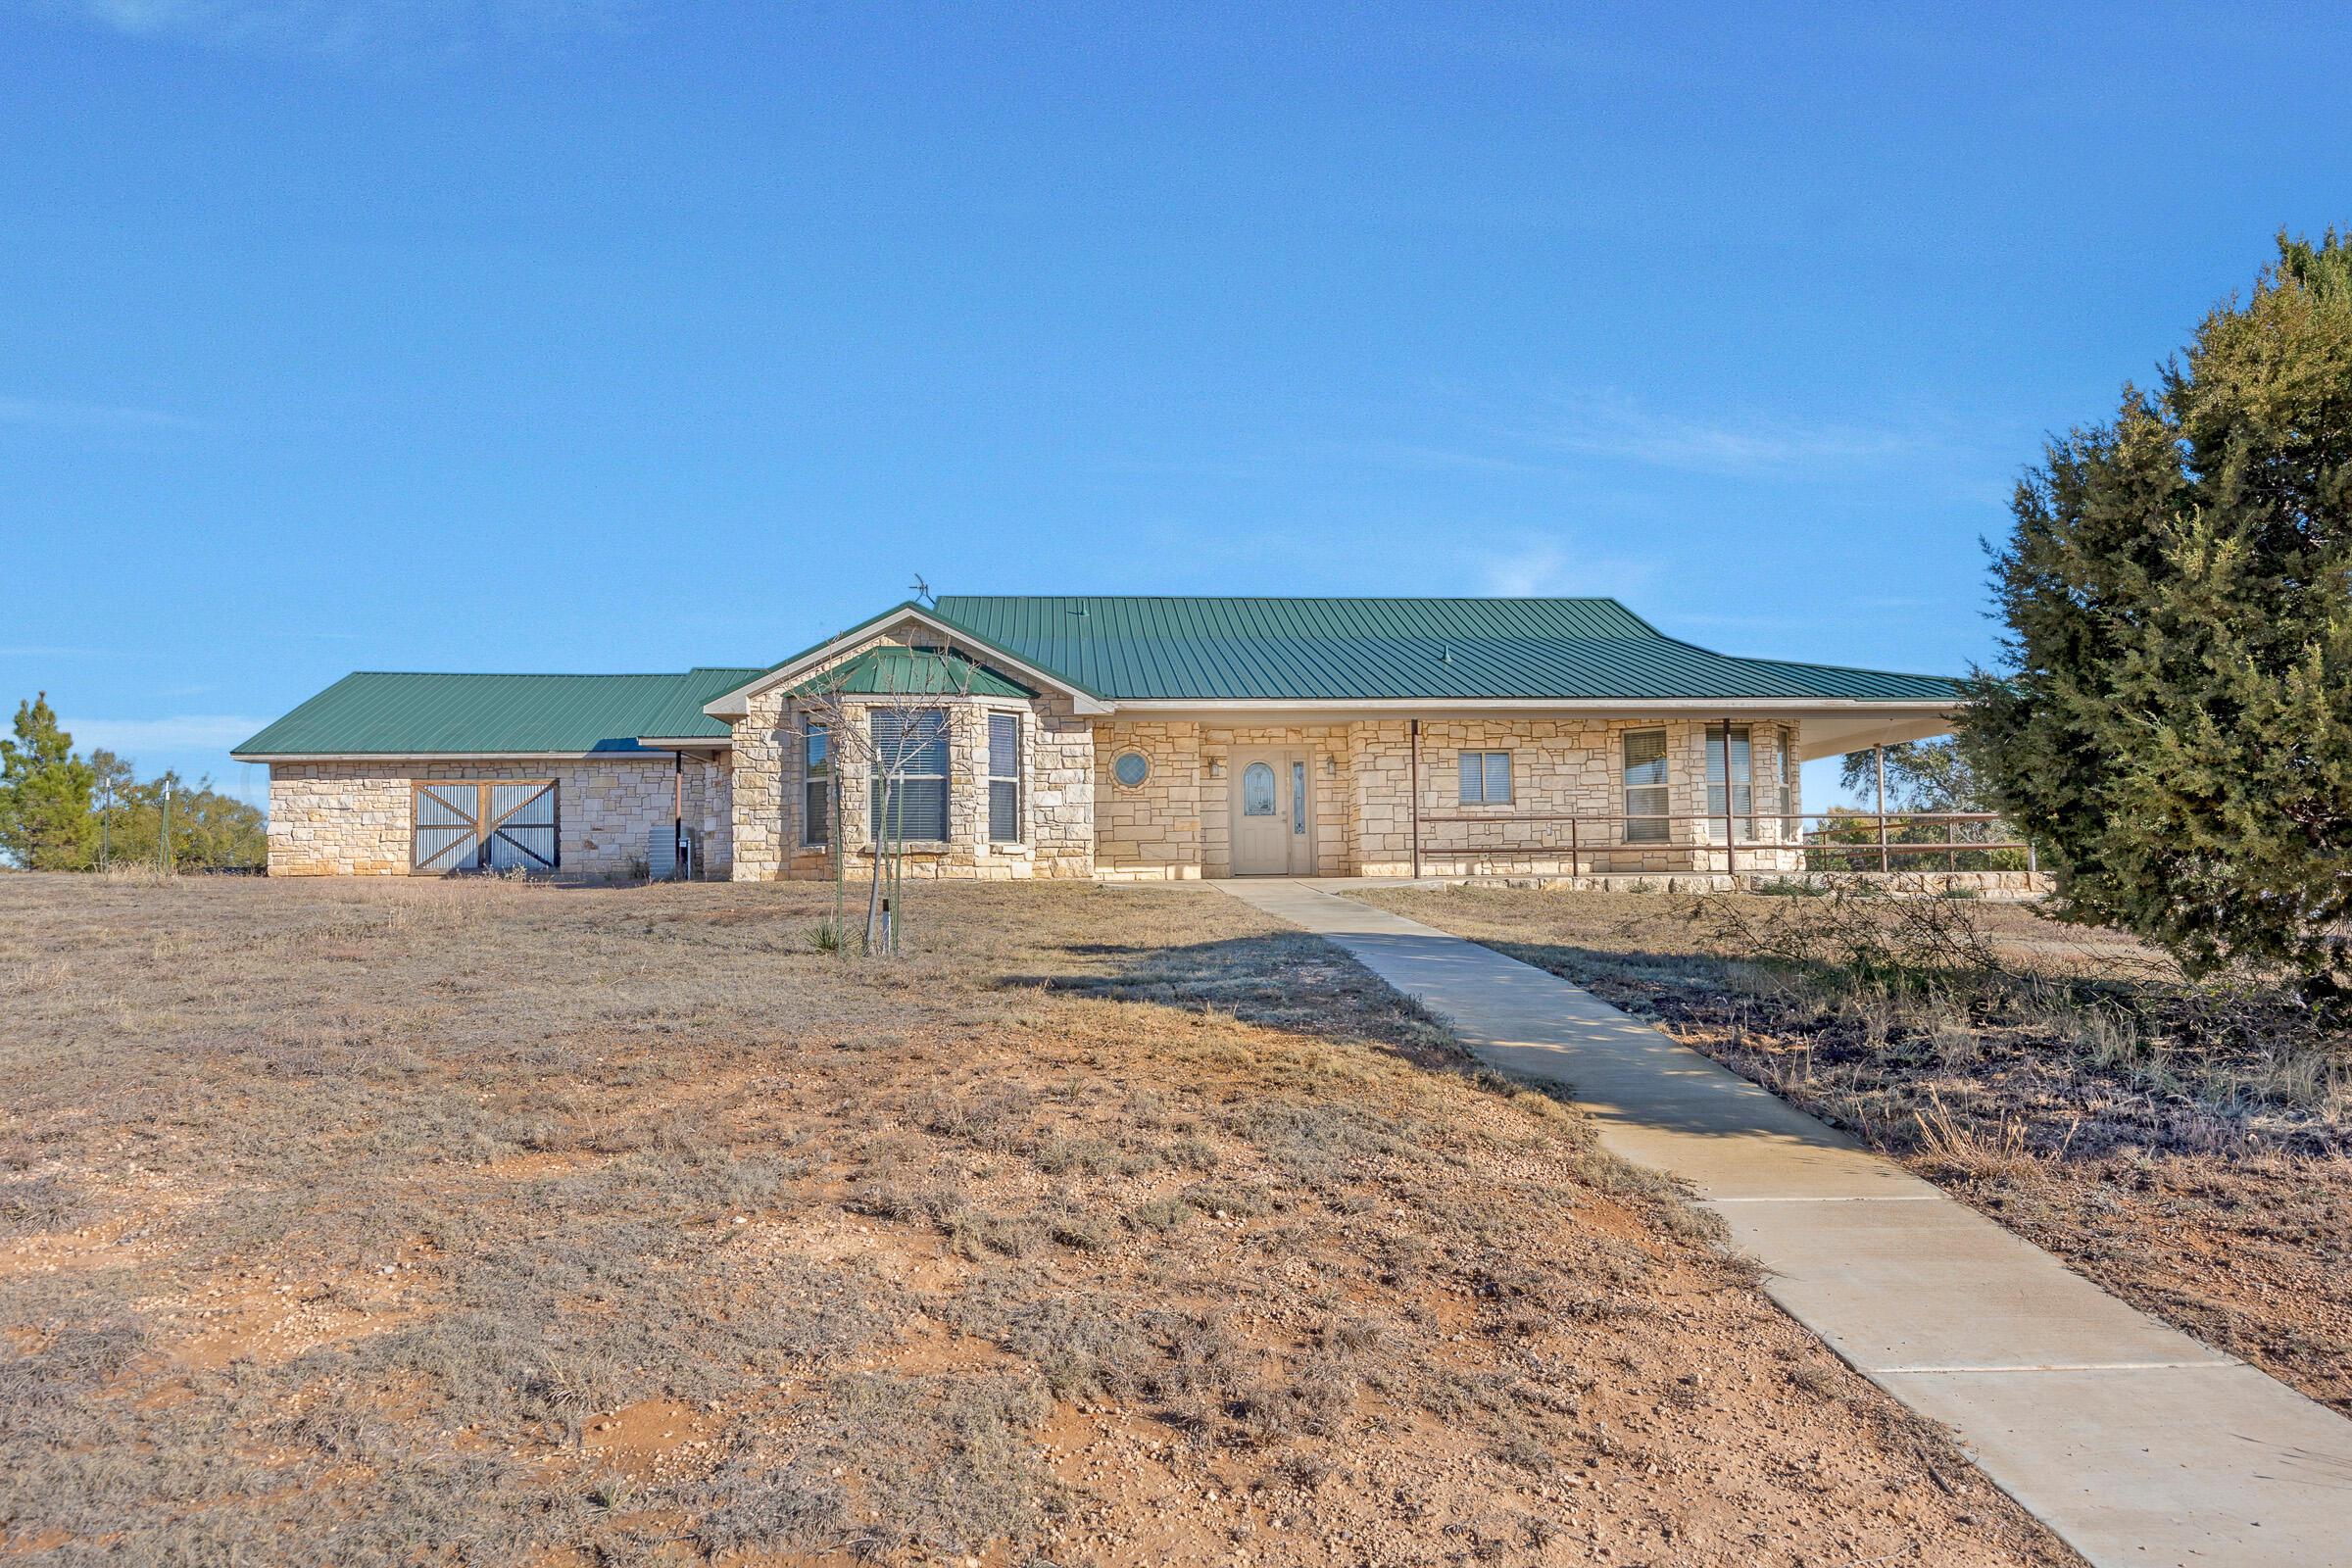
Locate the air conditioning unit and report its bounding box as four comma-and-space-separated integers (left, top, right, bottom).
648, 824, 703, 881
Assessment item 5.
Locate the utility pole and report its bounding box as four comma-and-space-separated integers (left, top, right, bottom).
160, 777, 172, 875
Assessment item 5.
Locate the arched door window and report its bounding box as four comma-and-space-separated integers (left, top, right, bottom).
1241, 761, 1277, 815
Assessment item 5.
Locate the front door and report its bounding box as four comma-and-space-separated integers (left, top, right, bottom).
1231, 750, 1311, 875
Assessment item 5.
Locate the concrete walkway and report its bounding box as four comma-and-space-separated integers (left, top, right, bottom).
1216, 878, 2352, 1568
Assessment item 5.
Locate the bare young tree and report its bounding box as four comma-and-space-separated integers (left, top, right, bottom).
792, 641, 980, 956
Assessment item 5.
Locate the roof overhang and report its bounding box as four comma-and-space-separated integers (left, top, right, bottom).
231, 750, 689, 764
633, 736, 733, 751
705, 603, 1113, 719
1104, 697, 1957, 760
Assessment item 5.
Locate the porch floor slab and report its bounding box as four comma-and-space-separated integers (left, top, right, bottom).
1214, 877, 2352, 1568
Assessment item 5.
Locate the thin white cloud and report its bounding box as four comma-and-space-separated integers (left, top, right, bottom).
61, 714, 270, 753
1524, 392, 1923, 478
38, 0, 633, 50
1475, 537, 1658, 601
0, 394, 197, 431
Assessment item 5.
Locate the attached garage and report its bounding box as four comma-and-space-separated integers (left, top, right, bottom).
233, 668, 760, 878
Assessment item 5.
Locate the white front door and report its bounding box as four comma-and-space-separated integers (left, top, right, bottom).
1231, 750, 1311, 875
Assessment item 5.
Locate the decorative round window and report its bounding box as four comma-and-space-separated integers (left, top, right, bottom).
1112, 751, 1151, 789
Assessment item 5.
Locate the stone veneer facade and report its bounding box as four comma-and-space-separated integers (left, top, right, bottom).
265, 757, 725, 878
268, 713, 1804, 881
726, 627, 1096, 883
264, 602, 1808, 883
1088, 716, 1800, 879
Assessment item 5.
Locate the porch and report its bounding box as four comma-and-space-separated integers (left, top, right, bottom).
1092, 714, 1891, 881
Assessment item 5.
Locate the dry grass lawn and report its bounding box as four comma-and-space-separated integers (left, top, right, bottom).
0, 873, 2076, 1567
1359, 885, 2352, 1419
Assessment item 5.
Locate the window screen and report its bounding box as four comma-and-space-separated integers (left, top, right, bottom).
1623, 730, 1669, 844
1707, 726, 1753, 839
988, 712, 1021, 843
1457, 751, 1512, 804
870, 708, 950, 842
803, 720, 831, 846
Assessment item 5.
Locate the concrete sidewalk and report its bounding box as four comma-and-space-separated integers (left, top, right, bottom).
1217, 877, 2352, 1568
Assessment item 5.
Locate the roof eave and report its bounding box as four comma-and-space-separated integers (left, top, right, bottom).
231, 749, 682, 763
1103, 696, 1962, 714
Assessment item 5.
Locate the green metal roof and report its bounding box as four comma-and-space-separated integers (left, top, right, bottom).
232, 667, 761, 758
238, 597, 1961, 759
783, 646, 1035, 700
634, 668, 773, 739
923, 596, 1962, 703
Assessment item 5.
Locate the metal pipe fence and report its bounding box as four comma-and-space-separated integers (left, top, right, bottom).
1406, 809, 2030, 878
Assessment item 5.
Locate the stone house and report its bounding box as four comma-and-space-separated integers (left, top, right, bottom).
233, 596, 1962, 881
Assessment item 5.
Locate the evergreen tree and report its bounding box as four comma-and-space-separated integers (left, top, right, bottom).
0, 703, 266, 872
0, 693, 97, 869
1967, 230, 2352, 1002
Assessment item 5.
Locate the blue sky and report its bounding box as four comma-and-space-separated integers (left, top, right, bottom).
4, 1, 2347, 808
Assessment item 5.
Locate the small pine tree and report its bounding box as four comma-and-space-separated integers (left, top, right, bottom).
0, 693, 97, 870
1966, 230, 2352, 1002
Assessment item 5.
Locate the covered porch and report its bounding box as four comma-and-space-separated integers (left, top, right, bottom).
1090, 704, 1961, 882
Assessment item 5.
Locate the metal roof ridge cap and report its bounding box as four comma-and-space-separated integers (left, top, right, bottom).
335, 669, 711, 679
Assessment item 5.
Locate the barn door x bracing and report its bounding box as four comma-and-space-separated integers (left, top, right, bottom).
412, 781, 559, 874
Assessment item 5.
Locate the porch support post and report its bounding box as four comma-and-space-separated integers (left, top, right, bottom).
1875, 742, 1889, 873
1720, 718, 1736, 879
1408, 719, 1422, 881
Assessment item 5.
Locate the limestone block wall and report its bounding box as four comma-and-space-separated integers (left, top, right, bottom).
731, 641, 1095, 881
1355, 717, 1805, 877
1198, 725, 1352, 878
731, 679, 795, 881
1026, 695, 1098, 879
1093, 720, 1203, 879
1083, 714, 1807, 879
698, 756, 734, 876
267, 757, 717, 877
735, 622, 921, 882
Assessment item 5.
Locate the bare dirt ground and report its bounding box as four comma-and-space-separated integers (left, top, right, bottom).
0, 873, 2080, 1567
1359, 886, 2352, 1419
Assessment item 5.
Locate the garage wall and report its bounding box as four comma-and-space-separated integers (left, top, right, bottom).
266, 757, 721, 877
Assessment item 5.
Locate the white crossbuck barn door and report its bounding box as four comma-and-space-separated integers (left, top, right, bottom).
411, 781, 559, 873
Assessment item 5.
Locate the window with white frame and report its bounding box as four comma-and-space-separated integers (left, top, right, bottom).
1623, 729, 1669, 844
870, 708, 950, 842
988, 712, 1021, 843
802, 719, 831, 846
1457, 750, 1512, 805
1707, 725, 1754, 840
